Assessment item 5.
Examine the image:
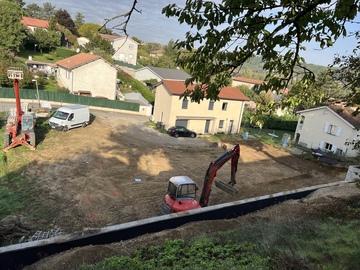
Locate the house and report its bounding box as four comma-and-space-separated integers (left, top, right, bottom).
21, 17, 49, 32
21, 16, 60, 32
99, 33, 138, 66
134, 66, 191, 83
149, 50, 165, 57
55, 53, 118, 100
152, 80, 250, 134
232, 76, 265, 88
123, 93, 152, 116
295, 105, 360, 157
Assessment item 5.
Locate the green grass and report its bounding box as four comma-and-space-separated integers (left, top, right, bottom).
17, 47, 76, 63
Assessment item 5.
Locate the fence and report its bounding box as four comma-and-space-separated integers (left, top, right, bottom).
0, 88, 140, 112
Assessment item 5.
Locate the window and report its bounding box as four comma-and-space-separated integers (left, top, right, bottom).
325, 142, 333, 151
222, 102, 228, 111
299, 116, 305, 130
182, 99, 188, 109
129, 54, 133, 59
219, 120, 224, 128
208, 100, 214, 110
324, 123, 342, 136
129, 44, 134, 50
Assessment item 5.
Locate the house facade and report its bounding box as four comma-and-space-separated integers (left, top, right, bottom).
153, 80, 250, 134
21, 17, 49, 32
134, 66, 191, 83
295, 105, 360, 157
56, 53, 118, 100
232, 76, 265, 88
99, 34, 138, 66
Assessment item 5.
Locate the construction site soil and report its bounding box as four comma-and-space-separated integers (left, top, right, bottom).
3, 110, 359, 269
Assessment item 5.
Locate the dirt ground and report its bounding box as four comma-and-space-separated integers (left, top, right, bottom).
5, 109, 357, 269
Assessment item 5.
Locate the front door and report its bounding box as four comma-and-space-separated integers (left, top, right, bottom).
204, 120, 210, 133
228, 120, 234, 133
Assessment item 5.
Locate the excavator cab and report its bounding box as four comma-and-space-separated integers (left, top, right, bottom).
160, 176, 201, 215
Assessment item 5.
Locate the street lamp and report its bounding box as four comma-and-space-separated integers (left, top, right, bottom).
32, 79, 40, 107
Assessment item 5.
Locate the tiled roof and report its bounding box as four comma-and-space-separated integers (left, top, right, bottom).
233, 76, 265, 85
298, 105, 360, 129
99, 33, 122, 40
147, 66, 191, 81
161, 80, 250, 101
56, 53, 101, 70
21, 17, 49, 28
328, 104, 360, 129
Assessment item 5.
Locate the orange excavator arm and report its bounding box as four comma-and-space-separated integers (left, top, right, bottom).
199, 144, 240, 207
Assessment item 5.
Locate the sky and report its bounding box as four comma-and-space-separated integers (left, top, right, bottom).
27, 0, 359, 67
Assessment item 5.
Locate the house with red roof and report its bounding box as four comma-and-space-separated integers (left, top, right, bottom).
232, 76, 265, 88
295, 104, 360, 157
21, 16, 60, 32
152, 80, 250, 134
55, 53, 118, 99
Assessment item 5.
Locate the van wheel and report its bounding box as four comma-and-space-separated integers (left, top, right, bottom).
82, 122, 87, 128
63, 126, 68, 132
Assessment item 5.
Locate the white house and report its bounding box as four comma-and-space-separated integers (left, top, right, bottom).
99, 34, 139, 66
56, 53, 118, 100
295, 105, 360, 157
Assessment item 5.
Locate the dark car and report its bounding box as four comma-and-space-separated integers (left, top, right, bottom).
167, 126, 197, 138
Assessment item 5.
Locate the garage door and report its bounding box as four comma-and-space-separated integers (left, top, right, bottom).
175, 120, 188, 127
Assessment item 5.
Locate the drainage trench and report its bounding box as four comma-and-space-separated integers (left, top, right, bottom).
0, 180, 352, 270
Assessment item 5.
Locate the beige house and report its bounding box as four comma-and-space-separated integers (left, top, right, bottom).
232, 76, 265, 88
153, 80, 250, 134
56, 53, 118, 100
99, 34, 138, 66
135, 66, 191, 83
295, 105, 360, 157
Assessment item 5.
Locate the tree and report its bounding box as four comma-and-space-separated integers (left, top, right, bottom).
24, 3, 43, 19
74, 12, 85, 30
32, 28, 61, 52
83, 34, 114, 56
282, 81, 327, 112
55, 9, 76, 34
160, 0, 360, 102
78, 23, 102, 38
10, 0, 25, 8
331, 35, 360, 111
42, 2, 56, 20
0, 0, 26, 53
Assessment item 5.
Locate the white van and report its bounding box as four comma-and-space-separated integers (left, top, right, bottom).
49, 105, 90, 132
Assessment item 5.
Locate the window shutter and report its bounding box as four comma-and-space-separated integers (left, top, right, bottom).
323, 123, 330, 133
332, 145, 337, 153
319, 141, 325, 148
336, 127, 342, 136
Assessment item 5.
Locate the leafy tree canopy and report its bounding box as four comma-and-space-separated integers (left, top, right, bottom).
74, 12, 85, 30
0, 0, 26, 53
161, 0, 360, 102
78, 23, 102, 38
55, 9, 76, 34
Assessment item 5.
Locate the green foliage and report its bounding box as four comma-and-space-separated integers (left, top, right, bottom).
32, 28, 62, 52
78, 23, 102, 39
83, 34, 115, 56
162, 1, 359, 102
78, 238, 269, 270
55, 47, 77, 58
118, 71, 154, 103
0, 0, 27, 53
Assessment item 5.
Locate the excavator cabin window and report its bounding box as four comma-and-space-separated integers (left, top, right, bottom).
177, 184, 197, 199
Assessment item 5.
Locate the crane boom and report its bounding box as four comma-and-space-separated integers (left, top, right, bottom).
199, 144, 240, 207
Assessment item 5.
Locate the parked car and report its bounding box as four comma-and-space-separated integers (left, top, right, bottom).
167, 126, 197, 138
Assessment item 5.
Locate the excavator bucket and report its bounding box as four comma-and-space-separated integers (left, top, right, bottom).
215, 180, 238, 196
